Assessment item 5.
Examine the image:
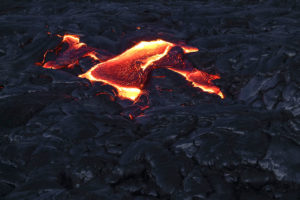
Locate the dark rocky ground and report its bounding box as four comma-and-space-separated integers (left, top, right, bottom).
0, 0, 300, 199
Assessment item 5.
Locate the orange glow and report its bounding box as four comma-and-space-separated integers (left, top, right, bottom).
169, 68, 224, 99
140, 44, 172, 71
78, 40, 176, 101
83, 51, 100, 61
38, 34, 224, 101
181, 46, 199, 54
129, 114, 134, 120
79, 70, 142, 101
36, 34, 93, 69
78, 39, 221, 100
62, 34, 86, 49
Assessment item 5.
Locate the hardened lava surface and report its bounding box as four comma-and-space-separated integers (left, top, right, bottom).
0, 0, 300, 199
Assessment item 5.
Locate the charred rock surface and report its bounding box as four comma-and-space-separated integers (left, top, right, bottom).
0, 0, 299, 199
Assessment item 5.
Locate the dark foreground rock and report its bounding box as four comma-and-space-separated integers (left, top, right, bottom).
0, 0, 299, 199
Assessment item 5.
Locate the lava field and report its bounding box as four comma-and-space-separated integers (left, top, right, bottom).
0, 0, 299, 199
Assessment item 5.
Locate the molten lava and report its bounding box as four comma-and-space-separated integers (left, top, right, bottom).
36, 34, 105, 69
168, 68, 224, 99
38, 34, 224, 101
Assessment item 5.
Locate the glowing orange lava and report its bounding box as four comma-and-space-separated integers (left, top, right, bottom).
61, 34, 86, 49
36, 34, 101, 69
168, 68, 224, 99
38, 34, 224, 101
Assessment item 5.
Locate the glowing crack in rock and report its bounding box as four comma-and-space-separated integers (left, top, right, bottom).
37, 34, 224, 101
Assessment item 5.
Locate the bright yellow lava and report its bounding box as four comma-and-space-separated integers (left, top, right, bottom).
79, 71, 141, 101
169, 68, 224, 99
40, 34, 224, 101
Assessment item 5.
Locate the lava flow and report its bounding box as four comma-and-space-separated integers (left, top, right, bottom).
37, 34, 224, 101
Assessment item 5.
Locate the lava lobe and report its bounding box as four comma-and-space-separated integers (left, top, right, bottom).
38, 34, 224, 101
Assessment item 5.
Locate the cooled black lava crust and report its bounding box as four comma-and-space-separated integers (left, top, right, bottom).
0, 0, 299, 199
